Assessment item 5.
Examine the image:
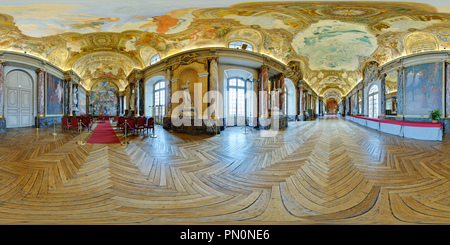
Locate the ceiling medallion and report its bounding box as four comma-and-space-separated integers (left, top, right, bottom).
316, 7, 382, 19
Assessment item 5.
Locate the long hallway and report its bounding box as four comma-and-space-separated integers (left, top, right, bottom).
0, 115, 449, 224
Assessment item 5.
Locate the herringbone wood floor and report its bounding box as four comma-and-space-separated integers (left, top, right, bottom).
0, 115, 450, 224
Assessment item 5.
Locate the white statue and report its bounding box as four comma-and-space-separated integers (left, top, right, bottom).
72, 86, 78, 108
180, 80, 193, 110
180, 80, 195, 117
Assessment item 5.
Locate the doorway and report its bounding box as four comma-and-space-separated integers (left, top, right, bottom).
5, 70, 33, 128
227, 77, 246, 126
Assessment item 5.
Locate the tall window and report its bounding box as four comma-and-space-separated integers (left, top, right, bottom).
228, 41, 253, 51
154, 80, 166, 122
227, 77, 246, 126
368, 84, 379, 118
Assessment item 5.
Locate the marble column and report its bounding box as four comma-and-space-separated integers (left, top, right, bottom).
444, 61, 450, 132
298, 82, 303, 121
361, 86, 365, 116
164, 67, 172, 118
279, 74, 285, 115
380, 73, 386, 118
66, 79, 72, 116
306, 91, 309, 111
258, 66, 269, 128
396, 67, 404, 120
0, 61, 5, 132
0, 61, 5, 118
446, 61, 450, 119
139, 79, 145, 116
208, 58, 219, 119
134, 81, 139, 116
356, 91, 360, 115
36, 68, 45, 118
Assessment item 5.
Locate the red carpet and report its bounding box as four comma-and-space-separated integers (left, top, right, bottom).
87, 121, 121, 144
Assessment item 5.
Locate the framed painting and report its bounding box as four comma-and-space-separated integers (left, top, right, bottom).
45, 73, 64, 116
90, 81, 118, 116
404, 62, 444, 117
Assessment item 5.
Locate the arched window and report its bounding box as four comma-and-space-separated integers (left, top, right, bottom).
154, 80, 165, 120
368, 84, 379, 118
150, 54, 161, 65
228, 41, 253, 51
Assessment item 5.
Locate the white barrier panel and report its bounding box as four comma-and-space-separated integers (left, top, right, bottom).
379, 122, 403, 137
366, 120, 380, 131
403, 126, 442, 141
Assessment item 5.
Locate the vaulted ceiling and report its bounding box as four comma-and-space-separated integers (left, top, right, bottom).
1, 0, 449, 98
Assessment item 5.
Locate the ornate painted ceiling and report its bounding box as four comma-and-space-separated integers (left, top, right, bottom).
1, 1, 450, 99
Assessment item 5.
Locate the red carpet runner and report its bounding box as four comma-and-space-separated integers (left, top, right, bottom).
87, 121, 121, 144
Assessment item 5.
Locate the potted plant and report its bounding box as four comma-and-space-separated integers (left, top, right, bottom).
429, 109, 442, 123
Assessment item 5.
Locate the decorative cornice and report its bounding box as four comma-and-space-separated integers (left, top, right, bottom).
35, 68, 46, 74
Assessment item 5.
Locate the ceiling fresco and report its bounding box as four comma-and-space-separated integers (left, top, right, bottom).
293, 19, 378, 70
1, 0, 450, 96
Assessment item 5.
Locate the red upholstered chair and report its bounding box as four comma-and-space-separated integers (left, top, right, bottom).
136, 117, 146, 135
126, 118, 136, 135
105, 116, 109, 122
98, 115, 103, 122
71, 117, 81, 132
146, 117, 154, 135
117, 117, 125, 131
82, 117, 89, 129
61, 117, 71, 131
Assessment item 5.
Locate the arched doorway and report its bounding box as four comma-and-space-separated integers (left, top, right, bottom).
5, 70, 33, 128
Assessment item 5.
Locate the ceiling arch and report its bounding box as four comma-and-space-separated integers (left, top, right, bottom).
72, 51, 136, 91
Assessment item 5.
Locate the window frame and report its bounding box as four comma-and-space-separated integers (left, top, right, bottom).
368, 84, 379, 118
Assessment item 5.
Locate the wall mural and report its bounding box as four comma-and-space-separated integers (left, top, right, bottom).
404, 62, 443, 116
46, 73, 64, 115
90, 81, 118, 116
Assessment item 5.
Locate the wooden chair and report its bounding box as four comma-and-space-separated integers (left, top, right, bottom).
126, 118, 136, 135
61, 117, 71, 131
81, 117, 89, 129
117, 117, 125, 131
136, 117, 146, 135
71, 117, 82, 133
146, 117, 154, 135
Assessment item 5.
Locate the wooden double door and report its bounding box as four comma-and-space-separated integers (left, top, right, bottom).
5, 71, 33, 128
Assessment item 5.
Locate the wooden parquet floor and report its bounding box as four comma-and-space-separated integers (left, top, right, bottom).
1, 115, 450, 224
